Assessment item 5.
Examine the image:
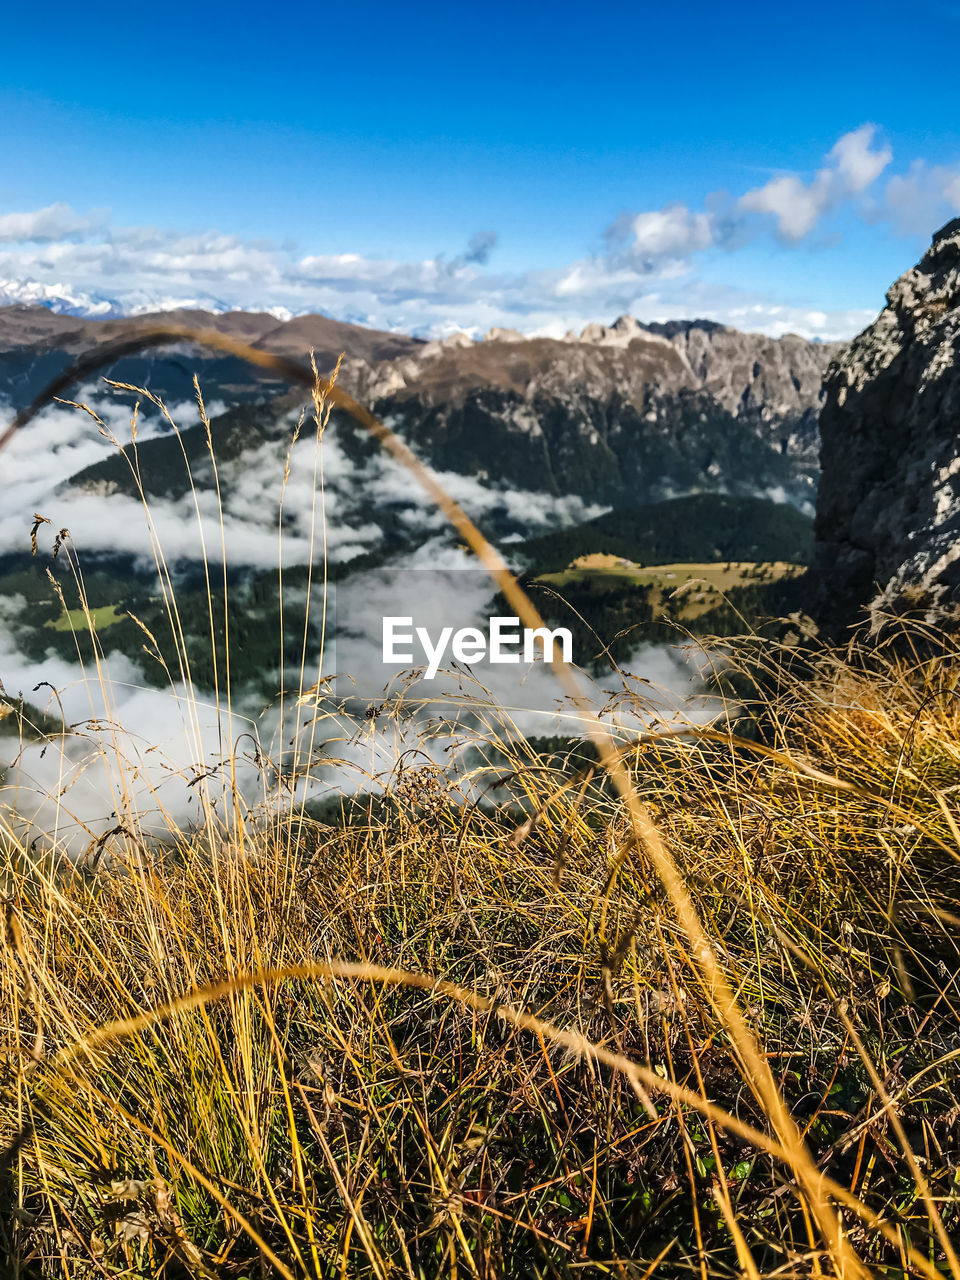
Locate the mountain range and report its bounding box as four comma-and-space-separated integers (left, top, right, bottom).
0, 296, 852, 836
0, 301, 844, 709
3, 224, 960, 853
0, 304, 841, 511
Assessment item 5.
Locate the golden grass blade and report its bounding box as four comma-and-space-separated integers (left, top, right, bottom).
1, 323, 932, 1276
32, 959, 948, 1280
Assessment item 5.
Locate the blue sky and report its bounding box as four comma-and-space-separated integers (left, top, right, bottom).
1, 0, 958, 337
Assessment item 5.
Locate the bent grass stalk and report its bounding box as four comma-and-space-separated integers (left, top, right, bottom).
25, 961, 951, 1280
3, 327, 959, 1275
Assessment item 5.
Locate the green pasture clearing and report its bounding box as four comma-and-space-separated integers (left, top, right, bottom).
45, 603, 126, 632
537, 557, 804, 621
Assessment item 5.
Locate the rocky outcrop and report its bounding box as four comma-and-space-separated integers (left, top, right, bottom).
812, 218, 960, 634
338, 317, 840, 509
656, 321, 837, 466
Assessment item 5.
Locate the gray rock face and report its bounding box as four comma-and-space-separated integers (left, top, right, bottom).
339, 318, 840, 509
662, 322, 836, 466
813, 219, 960, 634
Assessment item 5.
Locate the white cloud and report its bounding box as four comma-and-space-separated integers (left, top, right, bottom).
605, 126, 896, 266
738, 124, 892, 241
739, 174, 827, 241
827, 125, 894, 193
0, 202, 107, 243
626, 205, 714, 257
882, 160, 960, 234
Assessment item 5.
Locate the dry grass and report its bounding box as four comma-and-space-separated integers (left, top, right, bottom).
537, 560, 806, 625
0, 335, 958, 1277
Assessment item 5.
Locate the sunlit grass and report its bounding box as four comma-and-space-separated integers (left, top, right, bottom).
0, 331, 958, 1278
45, 603, 125, 632
540, 559, 805, 622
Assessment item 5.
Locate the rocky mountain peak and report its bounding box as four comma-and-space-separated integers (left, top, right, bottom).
325, 313, 845, 513
0, 298, 846, 520
577, 315, 673, 348
482, 326, 526, 343
812, 218, 960, 633
342, 313, 839, 430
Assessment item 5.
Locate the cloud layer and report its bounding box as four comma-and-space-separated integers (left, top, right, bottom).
0, 127, 958, 343
0, 390, 704, 852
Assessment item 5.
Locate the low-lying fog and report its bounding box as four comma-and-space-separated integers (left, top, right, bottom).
0, 389, 724, 853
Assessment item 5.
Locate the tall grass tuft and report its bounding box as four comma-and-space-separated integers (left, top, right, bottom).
0, 333, 958, 1277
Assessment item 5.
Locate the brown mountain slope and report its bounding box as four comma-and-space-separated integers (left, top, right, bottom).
342, 315, 839, 423
0, 304, 421, 364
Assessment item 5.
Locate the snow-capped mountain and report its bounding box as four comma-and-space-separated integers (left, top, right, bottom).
0, 278, 297, 323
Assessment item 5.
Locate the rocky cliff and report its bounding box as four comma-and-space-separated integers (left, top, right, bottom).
813, 218, 960, 634
339, 316, 840, 508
